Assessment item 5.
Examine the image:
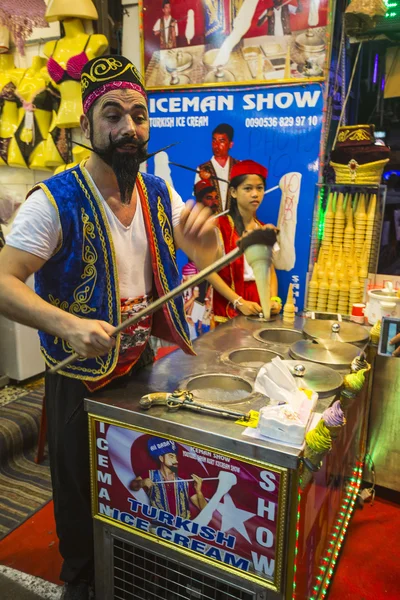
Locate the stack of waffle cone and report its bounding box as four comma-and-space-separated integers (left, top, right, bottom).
316, 271, 329, 312
323, 192, 335, 247
283, 284, 296, 323
354, 193, 367, 260
343, 205, 355, 256
317, 255, 325, 283
307, 264, 319, 310
349, 274, 362, 312
327, 271, 339, 312
325, 244, 335, 284
337, 268, 349, 314
344, 239, 355, 275
336, 244, 344, 268
358, 252, 369, 298
333, 192, 345, 253
364, 193, 376, 266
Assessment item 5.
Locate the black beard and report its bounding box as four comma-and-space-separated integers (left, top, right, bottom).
169, 465, 179, 474
91, 134, 149, 204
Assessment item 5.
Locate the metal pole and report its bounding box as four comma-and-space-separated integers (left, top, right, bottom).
49, 246, 241, 374
153, 477, 220, 485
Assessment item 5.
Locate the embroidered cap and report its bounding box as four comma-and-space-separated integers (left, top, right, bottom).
230, 160, 268, 181
148, 437, 177, 459
81, 55, 147, 114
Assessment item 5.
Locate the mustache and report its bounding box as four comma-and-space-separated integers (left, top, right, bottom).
73, 139, 180, 162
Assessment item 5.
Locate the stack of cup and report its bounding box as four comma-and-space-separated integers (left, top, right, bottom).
350, 303, 366, 324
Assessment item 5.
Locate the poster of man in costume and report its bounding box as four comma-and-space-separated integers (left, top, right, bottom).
95, 422, 286, 585
141, 0, 330, 89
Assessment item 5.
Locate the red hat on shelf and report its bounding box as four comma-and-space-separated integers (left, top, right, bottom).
230, 160, 268, 181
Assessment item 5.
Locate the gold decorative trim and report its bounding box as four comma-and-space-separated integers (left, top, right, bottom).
337, 128, 371, 143
157, 185, 178, 271
88, 414, 288, 592
138, 173, 192, 349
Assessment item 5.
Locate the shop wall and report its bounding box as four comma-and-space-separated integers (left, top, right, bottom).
0, 20, 60, 236
122, 1, 142, 73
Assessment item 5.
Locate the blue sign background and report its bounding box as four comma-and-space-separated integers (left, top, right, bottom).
146, 83, 324, 310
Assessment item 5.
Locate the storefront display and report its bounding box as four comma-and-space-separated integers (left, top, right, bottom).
141, 0, 332, 90
0, 0, 47, 55
0, 54, 25, 167
42, 0, 108, 168
7, 56, 53, 170
305, 184, 386, 315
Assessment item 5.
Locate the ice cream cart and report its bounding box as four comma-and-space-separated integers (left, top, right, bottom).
86, 316, 371, 600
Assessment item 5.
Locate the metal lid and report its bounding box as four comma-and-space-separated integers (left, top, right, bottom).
303, 319, 369, 345
282, 360, 343, 396
289, 339, 360, 369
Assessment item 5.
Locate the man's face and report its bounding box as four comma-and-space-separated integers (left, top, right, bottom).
212, 133, 233, 159
81, 88, 149, 203
160, 452, 178, 473
201, 189, 219, 212
163, 3, 171, 16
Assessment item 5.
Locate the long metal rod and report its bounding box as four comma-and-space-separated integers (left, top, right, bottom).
153, 476, 220, 485
49, 246, 242, 374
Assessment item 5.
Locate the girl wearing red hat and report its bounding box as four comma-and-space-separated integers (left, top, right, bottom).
208, 160, 281, 322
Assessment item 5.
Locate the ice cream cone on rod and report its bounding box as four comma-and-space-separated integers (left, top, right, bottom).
244, 242, 273, 319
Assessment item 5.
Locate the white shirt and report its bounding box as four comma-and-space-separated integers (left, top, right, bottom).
6, 173, 184, 299
153, 16, 178, 43
273, 5, 297, 37
194, 156, 230, 211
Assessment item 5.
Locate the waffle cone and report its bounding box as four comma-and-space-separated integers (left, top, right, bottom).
299, 465, 315, 490
325, 421, 346, 439
304, 445, 328, 467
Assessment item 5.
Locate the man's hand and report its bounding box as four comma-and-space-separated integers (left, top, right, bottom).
129, 477, 153, 491
65, 318, 116, 358
390, 333, 400, 357
238, 299, 262, 316
175, 200, 220, 270
192, 474, 203, 493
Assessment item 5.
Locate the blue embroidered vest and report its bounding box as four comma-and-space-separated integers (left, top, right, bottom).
32, 162, 193, 382
148, 469, 190, 519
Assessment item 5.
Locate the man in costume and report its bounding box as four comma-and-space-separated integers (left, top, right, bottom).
194, 179, 219, 214
130, 438, 207, 517
195, 123, 238, 213
0, 55, 219, 600
153, 0, 178, 49
257, 0, 302, 36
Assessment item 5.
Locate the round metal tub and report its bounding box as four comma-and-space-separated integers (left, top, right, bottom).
246, 316, 276, 323
254, 328, 304, 345
181, 373, 253, 404
221, 347, 283, 370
